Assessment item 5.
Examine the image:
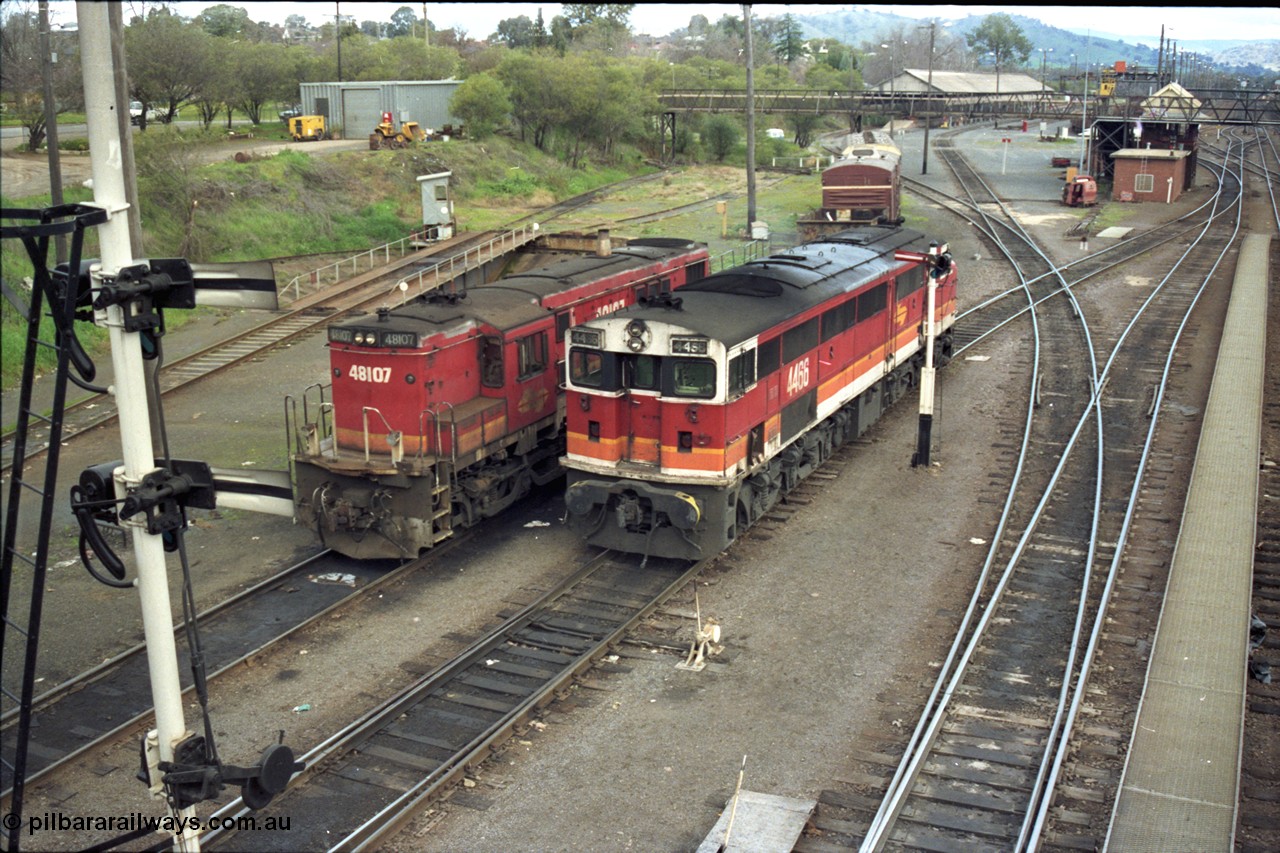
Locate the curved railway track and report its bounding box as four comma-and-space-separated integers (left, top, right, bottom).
801, 128, 1254, 851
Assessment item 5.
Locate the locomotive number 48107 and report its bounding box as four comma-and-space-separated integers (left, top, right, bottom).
786, 358, 811, 396
350, 365, 393, 383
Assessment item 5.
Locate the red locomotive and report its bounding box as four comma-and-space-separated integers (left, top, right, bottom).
562, 225, 956, 561
288, 237, 710, 559
800, 131, 903, 240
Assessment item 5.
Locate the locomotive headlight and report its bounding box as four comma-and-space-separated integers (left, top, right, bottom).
626, 319, 647, 338
354, 332, 367, 345
627, 337, 645, 352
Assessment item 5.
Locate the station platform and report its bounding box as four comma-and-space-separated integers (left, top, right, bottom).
1104, 234, 1271, 851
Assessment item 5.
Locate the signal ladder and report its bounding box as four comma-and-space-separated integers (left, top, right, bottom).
1, 203, 106, 852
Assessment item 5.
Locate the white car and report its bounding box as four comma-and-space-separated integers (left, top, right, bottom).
129, 100, 160, 125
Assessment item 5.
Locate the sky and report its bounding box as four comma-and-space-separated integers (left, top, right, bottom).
41, 3, 1280, 45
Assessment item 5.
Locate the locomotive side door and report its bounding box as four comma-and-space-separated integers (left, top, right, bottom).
622, 354, 662, 465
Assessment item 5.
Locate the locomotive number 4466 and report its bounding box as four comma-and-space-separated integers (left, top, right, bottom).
786, 358, 811, 396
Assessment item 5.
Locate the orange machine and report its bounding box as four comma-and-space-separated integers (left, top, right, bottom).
1063, 175, 1098, 207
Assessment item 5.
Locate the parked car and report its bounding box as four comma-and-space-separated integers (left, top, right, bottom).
129, 100, 160, 125
279, 104, 303, 122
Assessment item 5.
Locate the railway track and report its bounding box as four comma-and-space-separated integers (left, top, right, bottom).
800, 129, 1253, 851
0, 547, 455, 803
203, 550, 702, 852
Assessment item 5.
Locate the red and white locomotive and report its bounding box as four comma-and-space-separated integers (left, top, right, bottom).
562, 225, 956, 561
289, 237, 710, 559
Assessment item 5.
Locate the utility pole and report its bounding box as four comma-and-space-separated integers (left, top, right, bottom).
423, 2, 429, 48
336, 2, 343, 81
743, 4, 756, 233
38, 1, 65, 264
921, 20, 936, 175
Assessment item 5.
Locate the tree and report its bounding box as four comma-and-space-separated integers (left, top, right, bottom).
229, 40, 293, 124
494, 15, 535, 49
449, 72, 510, 138
196, 5, 251, 38
126, 8, 214, 126
965, 13, 1032, 74
772, 14, 805, 64
704, 115, 739, 161
389, 6, 416, 38
560, 4, 633, 52
495, 52, 561, 148
0, 5, 82, 150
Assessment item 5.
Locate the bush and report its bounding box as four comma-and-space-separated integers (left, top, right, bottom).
704, 116, 740, 162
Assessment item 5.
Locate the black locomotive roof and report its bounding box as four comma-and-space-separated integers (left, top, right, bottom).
604, 226, 933, 347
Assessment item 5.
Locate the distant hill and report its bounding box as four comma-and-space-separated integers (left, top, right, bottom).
785, 8, 1279, 74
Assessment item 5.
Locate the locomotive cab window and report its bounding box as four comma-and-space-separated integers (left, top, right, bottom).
728, 349, 756, 398
481, 336, 504, 387
624, 354, 660, 391
667, 359, 716, 399
517, 332, 548, 380
570, 350, 605, 387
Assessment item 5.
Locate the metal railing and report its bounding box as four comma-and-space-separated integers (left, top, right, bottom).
710, 239, 770, 272
283, 227, 439, 302
392, 224, 541, 303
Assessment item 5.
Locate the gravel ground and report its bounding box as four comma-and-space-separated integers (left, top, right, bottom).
4, 123, 1231, 851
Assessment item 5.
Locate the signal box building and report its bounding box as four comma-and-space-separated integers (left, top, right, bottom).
1088, 83, 1201, 185
1110, 149, 1191, 203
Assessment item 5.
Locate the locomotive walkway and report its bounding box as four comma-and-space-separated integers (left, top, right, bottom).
1104, 234, 1271, 851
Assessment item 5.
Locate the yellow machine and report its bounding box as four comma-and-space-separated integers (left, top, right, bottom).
1099, 69, 1117, 97
369, 112, 426, 149
288, 115, 327, 142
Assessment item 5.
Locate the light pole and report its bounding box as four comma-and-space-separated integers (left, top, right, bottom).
1039, 47, 1053, 84
880, 42, 898, 136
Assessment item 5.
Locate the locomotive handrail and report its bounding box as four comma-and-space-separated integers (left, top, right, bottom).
361, 406, 400, 463
419, 403, 458, 465
394, 225, 541, 302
